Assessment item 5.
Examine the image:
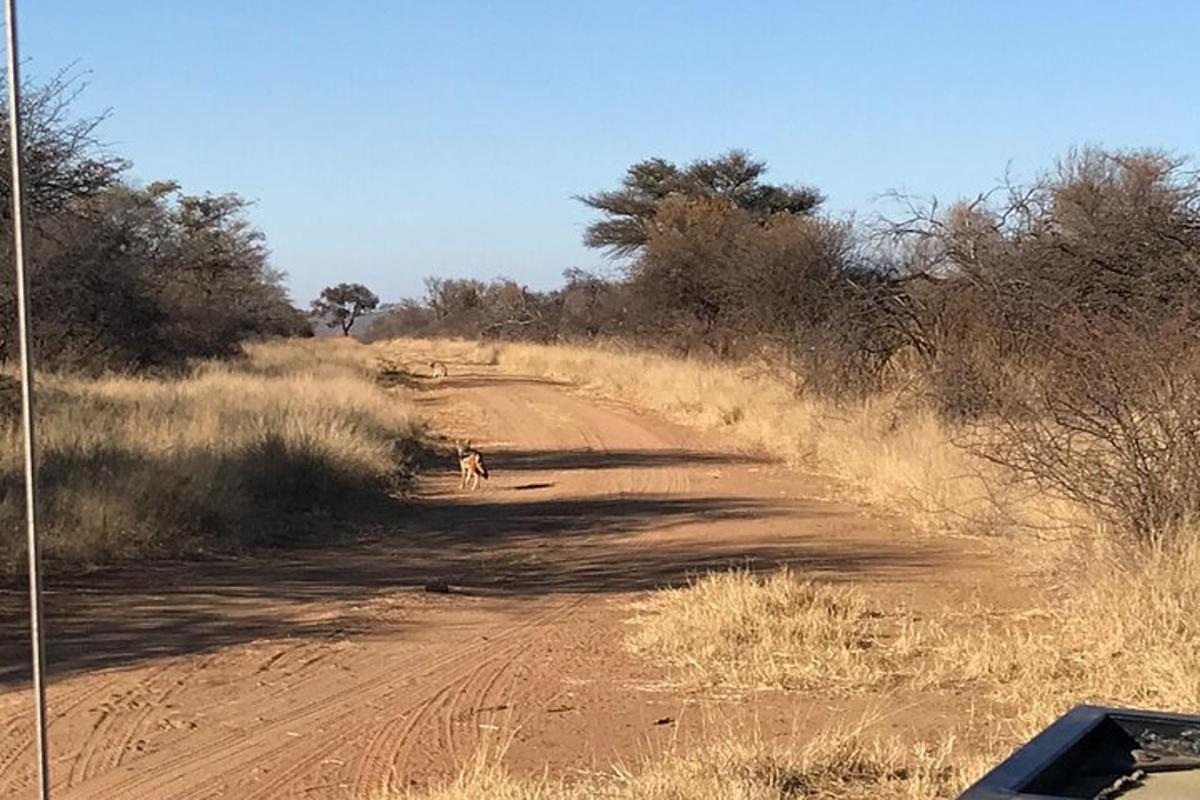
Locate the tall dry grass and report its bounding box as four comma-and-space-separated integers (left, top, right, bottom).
918, 531, 1200, 736
627, 568, 905, 692
402, 719, 975, 800
0, 338, 421, 569
628, 546, 1200, 727
626, 538, 1200, 771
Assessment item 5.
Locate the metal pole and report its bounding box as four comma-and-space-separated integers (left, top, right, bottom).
4, 0, 50, 797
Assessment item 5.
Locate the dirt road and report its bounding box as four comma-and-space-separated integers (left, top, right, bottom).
0, 350, 1004, 798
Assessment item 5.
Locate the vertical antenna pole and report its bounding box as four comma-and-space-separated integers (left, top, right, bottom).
4, 0, 50, 797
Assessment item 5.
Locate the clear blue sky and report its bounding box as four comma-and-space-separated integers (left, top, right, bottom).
19, 1, 1199, 305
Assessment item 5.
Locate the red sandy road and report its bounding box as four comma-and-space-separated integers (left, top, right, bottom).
0, 353, 1005, 798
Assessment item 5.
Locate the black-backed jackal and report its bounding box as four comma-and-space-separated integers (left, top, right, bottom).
456, 440, 489, 491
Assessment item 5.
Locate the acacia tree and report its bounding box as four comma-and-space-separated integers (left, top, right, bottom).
311, 283, 380, 336
0, 69, 125, 363
577, 150, 823, 256
16, 179, 310, 369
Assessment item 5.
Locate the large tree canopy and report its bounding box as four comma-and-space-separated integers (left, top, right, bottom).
577, 150, 823, 256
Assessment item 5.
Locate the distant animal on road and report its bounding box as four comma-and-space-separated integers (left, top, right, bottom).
430, 361, 448, 379
456, 440, 489, 491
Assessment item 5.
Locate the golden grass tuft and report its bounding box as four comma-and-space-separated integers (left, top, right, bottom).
621, 541, 1200, 772
918, 531, 1200, 739
627, 568, 898, 691
625, 546, 1200, 768
0, 338, 421, 569
599, 726, 967, 800
402, 721, 974, 800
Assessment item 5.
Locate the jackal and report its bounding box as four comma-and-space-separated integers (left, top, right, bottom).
456, 440, 489, 491
430, 361, 448, 379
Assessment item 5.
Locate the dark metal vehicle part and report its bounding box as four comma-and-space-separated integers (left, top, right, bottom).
958, 705, 1200, 799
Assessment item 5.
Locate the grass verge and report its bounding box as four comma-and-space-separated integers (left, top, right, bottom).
627, 568, 904, 692
403, 719, 975, 800
0, 338, 422, 569
621, 543, 1200, 793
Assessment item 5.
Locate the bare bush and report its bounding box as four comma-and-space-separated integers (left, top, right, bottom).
891, 148, 1200, 540
963, 316, 1200, 542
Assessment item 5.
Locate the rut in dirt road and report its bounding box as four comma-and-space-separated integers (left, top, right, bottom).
0, 353, 988, 799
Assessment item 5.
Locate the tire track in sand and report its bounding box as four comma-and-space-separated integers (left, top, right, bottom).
110, 596, 571, 800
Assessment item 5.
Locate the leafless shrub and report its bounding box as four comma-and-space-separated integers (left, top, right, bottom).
962, 316, 1200, 542
890, 148, 1200, 541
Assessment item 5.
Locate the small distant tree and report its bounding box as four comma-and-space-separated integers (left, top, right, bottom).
311, 283, 379, 336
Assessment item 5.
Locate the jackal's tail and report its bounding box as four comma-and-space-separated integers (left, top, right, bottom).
475, 457, 489, 480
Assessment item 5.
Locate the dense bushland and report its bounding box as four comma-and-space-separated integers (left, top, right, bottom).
375, 148, 1200, 543
0, 71, 309, 373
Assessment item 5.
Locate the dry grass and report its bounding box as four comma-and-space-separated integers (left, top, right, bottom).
606, 725, 971, 800
619, 543, 1200, 789
919, 531, 1200, 738
403, 720, 976, 800
0, 338, 421, 569
627, 568, 905, 692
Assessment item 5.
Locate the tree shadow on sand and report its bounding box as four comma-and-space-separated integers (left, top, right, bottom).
0, 460, 944, 685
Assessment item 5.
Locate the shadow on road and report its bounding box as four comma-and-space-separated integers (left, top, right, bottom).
413, 445, 768, 477
410, 372, 573, 394
0, 413, 937, 687
484, 447, 768, 472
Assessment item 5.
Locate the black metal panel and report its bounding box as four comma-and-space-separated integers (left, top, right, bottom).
957, 704, 1200, 799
